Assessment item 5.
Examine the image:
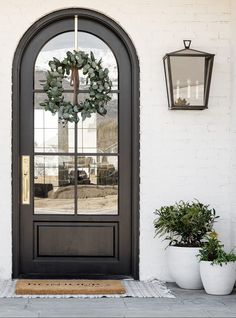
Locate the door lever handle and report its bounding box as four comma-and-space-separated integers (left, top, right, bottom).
22, 155, 30, 205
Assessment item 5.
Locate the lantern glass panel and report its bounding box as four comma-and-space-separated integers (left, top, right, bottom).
164, 58, 171, 106
170, 56, 205, 107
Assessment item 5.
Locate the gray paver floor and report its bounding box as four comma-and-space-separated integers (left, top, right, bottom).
0, 283, 236, 317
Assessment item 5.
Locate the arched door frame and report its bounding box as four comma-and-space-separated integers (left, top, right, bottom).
12, 8, 140, 279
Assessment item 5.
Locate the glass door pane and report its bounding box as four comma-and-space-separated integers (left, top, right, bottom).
34, 94, 75, 153
35, 32, 118, 90
34, 31, 118, 215
34, 156, 75, 214
77, 156, 118, 215
77, 94, 118, 153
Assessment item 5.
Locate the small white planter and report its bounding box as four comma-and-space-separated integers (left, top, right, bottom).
167, 246, 203, 289
200, 261, 236, 295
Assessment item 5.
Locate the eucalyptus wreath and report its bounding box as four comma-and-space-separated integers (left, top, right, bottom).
40, 50, 113, 124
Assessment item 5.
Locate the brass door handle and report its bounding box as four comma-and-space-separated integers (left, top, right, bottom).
22, 155, 30, 205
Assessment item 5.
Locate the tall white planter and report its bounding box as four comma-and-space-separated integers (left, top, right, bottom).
200, 261, 236, 295
167, 246, 203, 289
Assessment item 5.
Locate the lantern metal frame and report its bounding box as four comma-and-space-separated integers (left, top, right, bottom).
163, 40, 215, 110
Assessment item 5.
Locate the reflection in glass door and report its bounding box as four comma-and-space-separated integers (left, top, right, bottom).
34, 31, 118, 215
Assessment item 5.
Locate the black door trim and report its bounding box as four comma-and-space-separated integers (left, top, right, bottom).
12, 8, 140, 279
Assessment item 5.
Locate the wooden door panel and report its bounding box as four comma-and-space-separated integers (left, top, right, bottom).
36, 222, 117, 257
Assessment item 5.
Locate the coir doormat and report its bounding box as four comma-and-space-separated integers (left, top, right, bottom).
15, 280, 126, 295
0, 279, 175, 298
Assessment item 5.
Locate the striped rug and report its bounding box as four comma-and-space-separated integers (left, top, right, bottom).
0, 279, 175, 298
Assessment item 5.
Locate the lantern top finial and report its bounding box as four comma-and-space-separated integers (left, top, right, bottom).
183, 40, 191, 49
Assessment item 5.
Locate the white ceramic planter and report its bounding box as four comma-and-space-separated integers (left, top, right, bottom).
200, 261, 236, 295
167, 246, 203, 289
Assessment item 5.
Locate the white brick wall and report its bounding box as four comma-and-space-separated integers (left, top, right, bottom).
0, 0, 234, 281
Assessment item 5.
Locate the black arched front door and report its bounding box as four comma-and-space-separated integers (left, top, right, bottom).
12, 9, 139, 279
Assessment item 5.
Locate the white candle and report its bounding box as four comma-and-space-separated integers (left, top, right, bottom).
176, 80, 180, 99
187, 79, 191, 99
74, 15, 78, 50
195, 80, 199, 100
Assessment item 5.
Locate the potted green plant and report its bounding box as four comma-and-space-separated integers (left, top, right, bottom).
198, 232, 236, 295
154, 200, 218, 289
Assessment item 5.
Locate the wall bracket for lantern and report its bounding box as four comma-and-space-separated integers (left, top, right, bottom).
163, 40, 215, 110
183, 40, 191, 49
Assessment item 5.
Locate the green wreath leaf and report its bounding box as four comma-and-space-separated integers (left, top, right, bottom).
40, 50, 113, 124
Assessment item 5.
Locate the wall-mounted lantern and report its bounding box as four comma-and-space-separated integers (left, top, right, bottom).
163, 40, 214, 110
